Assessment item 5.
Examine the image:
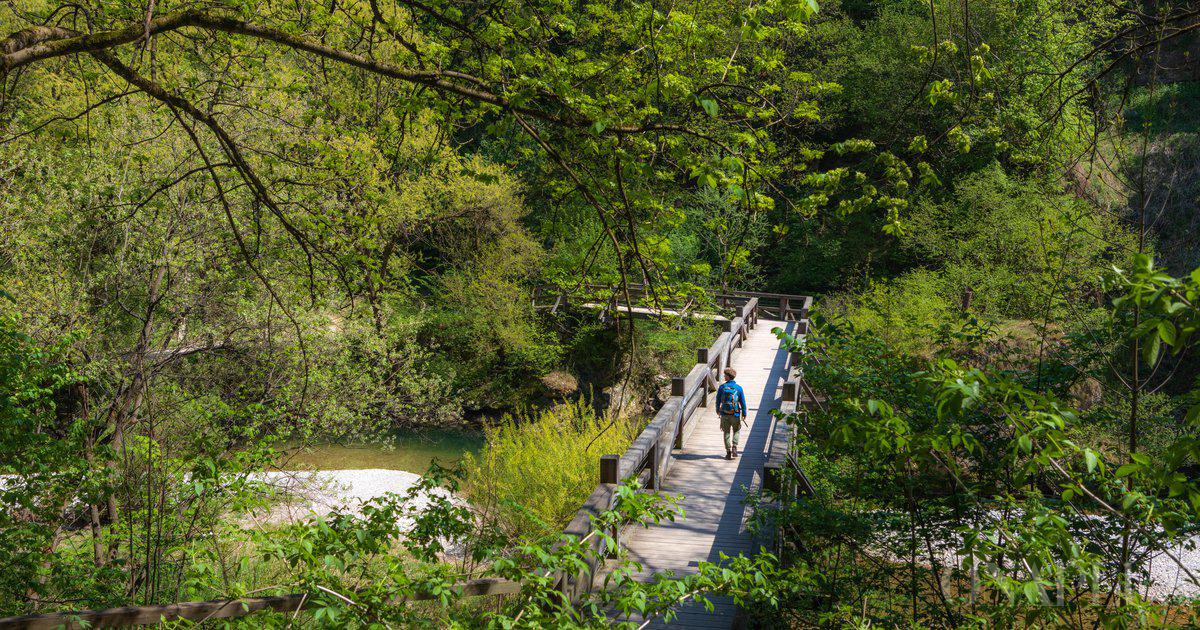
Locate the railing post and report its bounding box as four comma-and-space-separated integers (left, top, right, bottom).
696, 349, 710, 407
781, 297, 790, 321
671, 377, 686, 449
650, 443, 659, 490
600, 454, 619, 484
782, 379, 797, 402
797, 319, 809, 335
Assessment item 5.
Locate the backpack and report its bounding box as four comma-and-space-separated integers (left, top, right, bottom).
716, 382, 741, 415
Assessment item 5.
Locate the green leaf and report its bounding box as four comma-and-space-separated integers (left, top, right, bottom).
1158, 321, 1177, 346
699, 98, 719, 117
1143, 334, 1161, 365
1084, 450, 1098, 473
1023, 581, 1043, 603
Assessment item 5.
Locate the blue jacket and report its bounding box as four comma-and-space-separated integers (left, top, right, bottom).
717, 381, 747, 417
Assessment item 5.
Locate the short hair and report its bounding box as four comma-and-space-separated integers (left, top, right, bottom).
723, 367, 737, 380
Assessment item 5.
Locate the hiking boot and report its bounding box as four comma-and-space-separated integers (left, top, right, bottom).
725, 449, 732, 460
732, 445, 739, 458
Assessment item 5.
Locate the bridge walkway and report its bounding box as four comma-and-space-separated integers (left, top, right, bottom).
614, 319, 796, 628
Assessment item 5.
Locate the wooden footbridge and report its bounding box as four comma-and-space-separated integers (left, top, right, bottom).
556, 288, 815, 628
1, 288, 815, 629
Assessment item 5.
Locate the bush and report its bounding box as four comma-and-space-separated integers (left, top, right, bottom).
638, 318, 720, 377
834, 268, 955, 355
461, 401, 641, 538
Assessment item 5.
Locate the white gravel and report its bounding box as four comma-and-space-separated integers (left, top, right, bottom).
248, 468, 446, 525
871, 511, 1200, 602
1139, 535, 1200, 600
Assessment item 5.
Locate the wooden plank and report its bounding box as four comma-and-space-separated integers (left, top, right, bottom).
764, 418, 792, 493
675, 385, 705, 450
683, 363, 710, 398
559, 483, 619, 602
705, 333, 731, 369
0, 578, 524, 629
619, 397, 681, 479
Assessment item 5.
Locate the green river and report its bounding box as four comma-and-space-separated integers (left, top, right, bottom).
276, 427, 485, 474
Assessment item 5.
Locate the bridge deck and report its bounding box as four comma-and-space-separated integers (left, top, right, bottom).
616, 320, 794, 628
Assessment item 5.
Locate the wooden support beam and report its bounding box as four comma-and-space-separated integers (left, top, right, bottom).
782, 379, 797, 402
600, 454, 619, 484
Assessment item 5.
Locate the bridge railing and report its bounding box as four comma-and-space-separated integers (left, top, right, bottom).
533, 283, 812, 321
764, 322, 819, 558
551, 297, 775, 601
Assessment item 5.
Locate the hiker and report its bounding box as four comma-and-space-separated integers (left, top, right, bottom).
716, 367, 747, 460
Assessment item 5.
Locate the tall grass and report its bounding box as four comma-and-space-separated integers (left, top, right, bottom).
462, 401, 641, 539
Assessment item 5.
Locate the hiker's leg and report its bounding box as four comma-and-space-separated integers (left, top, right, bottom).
731, 427, 740, 450
723, 427, 732, 450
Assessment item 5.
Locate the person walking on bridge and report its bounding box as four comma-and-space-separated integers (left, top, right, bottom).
716, 367, 747, 460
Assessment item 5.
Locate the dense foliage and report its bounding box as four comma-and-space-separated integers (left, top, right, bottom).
3, 0, 1200, 626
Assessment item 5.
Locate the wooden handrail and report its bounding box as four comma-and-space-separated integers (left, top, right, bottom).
533, 284, 809, 321
0, 578, 522, 629
765, 320, 818, 506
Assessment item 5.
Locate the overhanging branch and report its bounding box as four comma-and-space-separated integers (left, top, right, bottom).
0, 10, 680, 135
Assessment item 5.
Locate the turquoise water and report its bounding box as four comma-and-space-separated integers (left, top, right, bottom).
275, 427, 485, 474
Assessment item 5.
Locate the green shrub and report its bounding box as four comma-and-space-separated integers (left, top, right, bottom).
639, 319, 719, 377
835, 269, 955, 355
462, 401, 641, 538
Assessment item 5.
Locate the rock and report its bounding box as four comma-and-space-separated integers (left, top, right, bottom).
652, 374, 673, 410
1070, 377, 1103, 410
540, 370, 579, 396
602, 381, 637, 418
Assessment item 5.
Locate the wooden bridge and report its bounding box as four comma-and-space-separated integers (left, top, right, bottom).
0, 288, 814, 629
557, 290, 814, 628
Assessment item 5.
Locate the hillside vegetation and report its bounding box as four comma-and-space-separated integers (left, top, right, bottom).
2, 0, 1200, 627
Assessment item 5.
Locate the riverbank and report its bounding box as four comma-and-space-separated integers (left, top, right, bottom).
251, 468, 442, 524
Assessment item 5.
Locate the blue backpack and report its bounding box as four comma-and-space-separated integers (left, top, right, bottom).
717, 382, 741, 415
